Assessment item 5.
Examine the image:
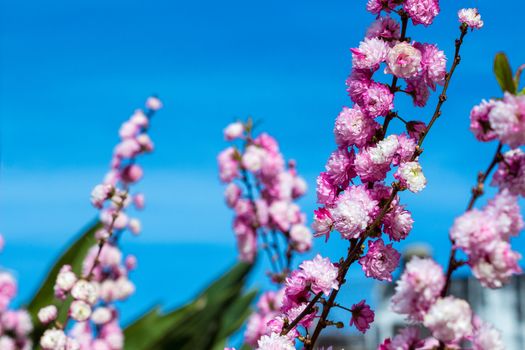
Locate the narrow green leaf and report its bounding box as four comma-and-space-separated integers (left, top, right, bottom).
123, 262, 254, 350
26, 220, 100, 343
494, 52, 517, 94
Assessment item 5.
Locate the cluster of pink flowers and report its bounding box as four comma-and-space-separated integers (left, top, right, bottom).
387, 256, 506, 347
218, 120, 311, 267
219, 120, 315, 347
246, 254, 339, 347
450, 190, 523, 288
0, 234, 33, 350
470, 93, 525, 148
385, 54, 525, 350
39, 97, 162, 350
233, 1, 492, 349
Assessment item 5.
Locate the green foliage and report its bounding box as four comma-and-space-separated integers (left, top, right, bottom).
26, 221, 100, 344
123, 262, 256, 350
494, 52, 517, 94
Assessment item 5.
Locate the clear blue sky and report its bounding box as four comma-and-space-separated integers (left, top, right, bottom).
1, 0, 524, 324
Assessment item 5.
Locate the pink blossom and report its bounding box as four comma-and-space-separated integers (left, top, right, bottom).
130, 110, 149, 128
90, 184, 113, 209
366, 16, 400, 40
389, 327, 425, 350
393, 134, 416, 166
285, 302, 316, 328
237, 231, 257, 263
423, 296, 473, 343
0, 273, 17, 311
471, 240, 522, 288
450, 209, 499, 257
125, 255, 137, 270
349, 300, 374, 333
346, 69, 372, 105
325, 148, 356, 186
121, 164, 143, 183
334, 106, 379, 148
492, 149, 525, 196
137, 133, 154, 152
38, 305, 58, 324
118, 121, 139, 139
406, 77, 430, 107
223, 122, 244, 140
299, 254, 339, 296
366, 0, 397, 14
391, 257, 445, 321
289, 224, 313, 252
360, 82, 394, 117
403, 0, 440, 26
386, 42, 422, 79
242, 145, 266, 172
416, 43, 447, 89
269, 201, 301, 232
244, 313, 274, 346
471, 318, 504, 350
254, 133, 280, 154
351, 38, 389, 71
316, 172, 338, 205
145, 96, 162, 111
359, 239, 400, 281
114, 138, 141, 159
133, 193, 145, 210
312, 207, 334, 240
224, 183, 242, 208
218, 147, 240, 183
406, 121, 427, 141
488, 94, 525, 148
484, 189, 524, 239
284, 270, 309, 302
383, 204, 413, 241
354, 148, 391, 183
256, 333, 295, 350
331, 185, 379, 239
395, 161, 427, 193
458, 8, 484, 29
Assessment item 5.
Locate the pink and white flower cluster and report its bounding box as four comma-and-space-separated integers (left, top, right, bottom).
388, 256, 505, 347
0, 234, 33, 350
218, 120, 311, 266
450, 190, 523, 288
39, 97, 161, 350
248, 255, 339, 347
470, 93, 525, 148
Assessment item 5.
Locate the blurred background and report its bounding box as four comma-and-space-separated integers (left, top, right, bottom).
1, 0, 524, 346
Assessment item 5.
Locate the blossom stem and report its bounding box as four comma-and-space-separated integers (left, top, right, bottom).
418, 26, 468, 147
86, 190, 128, 280
440, 142, 503, 299
280, 292, 323, 335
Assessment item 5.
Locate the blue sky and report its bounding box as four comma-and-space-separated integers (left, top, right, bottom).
1, 0, 525, 325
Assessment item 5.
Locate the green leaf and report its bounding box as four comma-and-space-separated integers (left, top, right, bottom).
123, 262, 255, 350
26, 220, 100, 343
494, 52, 517, 94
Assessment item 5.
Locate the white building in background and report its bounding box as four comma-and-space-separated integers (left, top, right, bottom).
367, 245, 525, 350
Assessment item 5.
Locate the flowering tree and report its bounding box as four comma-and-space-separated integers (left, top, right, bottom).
218, 2, 524, 349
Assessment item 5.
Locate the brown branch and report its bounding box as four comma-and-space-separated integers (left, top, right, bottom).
308, 24, 472, 350
417, 25, 468, 147
440, 142, 503, 298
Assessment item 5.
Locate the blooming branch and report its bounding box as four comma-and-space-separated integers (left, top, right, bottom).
38, 96, 162, 350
